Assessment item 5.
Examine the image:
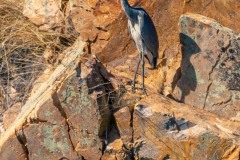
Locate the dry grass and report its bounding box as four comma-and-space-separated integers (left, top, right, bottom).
0, 1, 77, 112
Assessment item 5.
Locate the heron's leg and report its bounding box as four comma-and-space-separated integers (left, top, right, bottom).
132, 56, 141, 90
141, 54, 146, 94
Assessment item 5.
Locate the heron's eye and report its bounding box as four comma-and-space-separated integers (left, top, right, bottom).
228, 48, 235, 53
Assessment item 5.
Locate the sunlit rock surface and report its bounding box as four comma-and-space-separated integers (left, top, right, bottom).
23, 0, 240, 94
0, 0, 240, 159
65, 0, 240, 94
132, 94, 240, 159
173, 14, 240, 119
23, 0, 63, 31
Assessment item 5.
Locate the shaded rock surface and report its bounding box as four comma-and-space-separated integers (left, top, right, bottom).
24, 123, 79, 159
22, 56, 113, 159
173, 14, 240, 119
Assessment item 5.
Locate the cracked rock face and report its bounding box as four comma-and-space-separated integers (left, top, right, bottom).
57, 58, 111, 159
0, 57, 111, 159
132, 94, 240, 159
23, 98, 78, 159
24, 123, 79, 159
174, 14, 240, 119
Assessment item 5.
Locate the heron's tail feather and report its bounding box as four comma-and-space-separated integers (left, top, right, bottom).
152, 57, 157, 69
145, 52, 158, 69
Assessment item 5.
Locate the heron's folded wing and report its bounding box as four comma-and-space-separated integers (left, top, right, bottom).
138, 9, 159, 58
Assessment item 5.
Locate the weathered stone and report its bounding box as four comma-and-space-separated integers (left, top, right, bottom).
114, 107, 132, 145
35, 97, 65, 125
24, 123, 80, 160
102, 139, 126, 160
20, 96, 81, 159
3, 102, 21, 129
173, 13, 240, 119
57, 56, 111, 159
2, 53, 113, 159
67, 0, 123, 43
133, 94, 240, 159
0, 135, 27, 160
102, 124, 132, 160
23, 0, 64, 31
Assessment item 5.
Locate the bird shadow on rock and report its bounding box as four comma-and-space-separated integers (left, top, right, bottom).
172, 33, 201, 102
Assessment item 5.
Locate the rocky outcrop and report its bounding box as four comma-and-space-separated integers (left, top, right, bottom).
56, 56, 111, 159
0, 38, 86, 159
24, 61, 112, 159
1, 0, 240, 159
64, 0, 240, 94
173, 14, 240, 119
0, 37, 115, 159
114, 107, 132, 145
22, 0, 240, 94
132, 94, 240, 159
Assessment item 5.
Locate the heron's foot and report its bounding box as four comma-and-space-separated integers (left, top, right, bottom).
131, 85, 147, 95
132, 86, 137, 92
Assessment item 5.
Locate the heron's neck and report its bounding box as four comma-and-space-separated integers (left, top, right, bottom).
120, 0, 133, 19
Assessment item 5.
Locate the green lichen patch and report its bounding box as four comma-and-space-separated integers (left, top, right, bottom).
42, 124, 70, 153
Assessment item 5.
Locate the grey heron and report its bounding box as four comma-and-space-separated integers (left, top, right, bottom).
120, 0, 159, 93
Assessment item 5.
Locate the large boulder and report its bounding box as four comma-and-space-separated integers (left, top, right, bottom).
132, 94, 240, 159
57, 56, 111, 159
173, 13, 240, 119
23, 0, 64, 31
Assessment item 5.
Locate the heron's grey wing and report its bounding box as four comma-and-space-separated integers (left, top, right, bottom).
137, 9, 159, 58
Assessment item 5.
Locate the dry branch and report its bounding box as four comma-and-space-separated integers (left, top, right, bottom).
0, 38, 86, 150
0, 1, 77, 110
